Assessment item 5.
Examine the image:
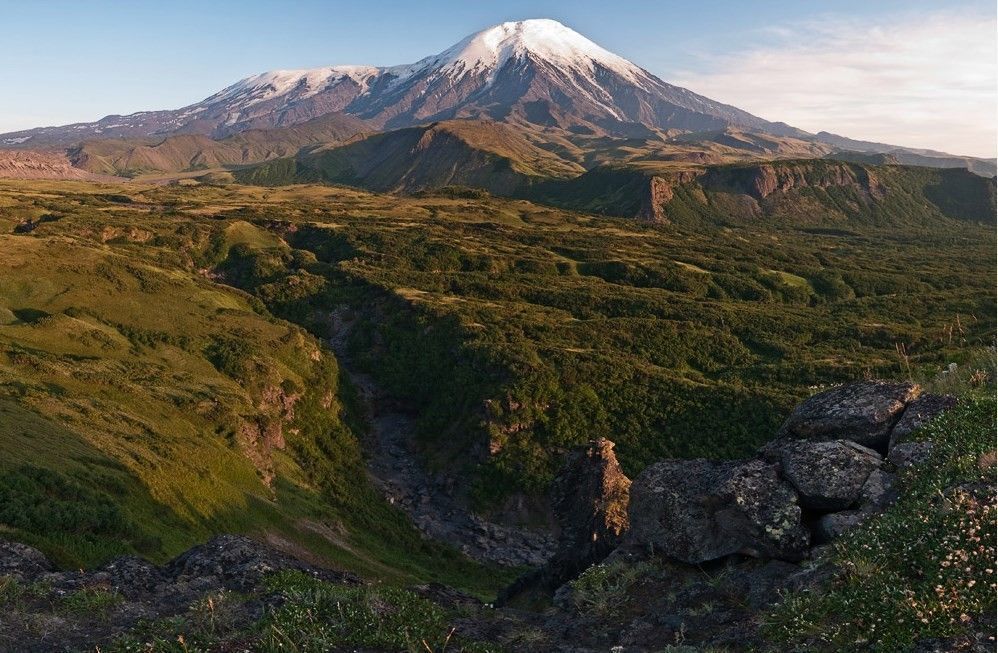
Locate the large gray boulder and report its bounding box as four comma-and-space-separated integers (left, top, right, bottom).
777, 440, 883, 511
858, 468, 898, 510
889, 394, 957, 449
812, 468, 898, 543
779, 380, 920, 450
628, 459, 809, 564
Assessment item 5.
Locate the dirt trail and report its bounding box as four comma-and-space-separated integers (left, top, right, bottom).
328, 309, 554, 568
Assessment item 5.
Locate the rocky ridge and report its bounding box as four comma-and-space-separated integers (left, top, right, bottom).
0, 150, 118, 181
495, 380, 968, 646
0, 535, 359, 652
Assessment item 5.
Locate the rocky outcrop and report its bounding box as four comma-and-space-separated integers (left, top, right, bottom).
777, 380, 920, 450
623, 380, 953, 565
704, 161, 884, 201
0, 540, 53, 579
549, 438, 631, 567
628, 458, 809, 563
0, 535, 360, 652
497, 438, 631, 604
776, 440, 882, 511
808, 467, 900, 544
637, 171, 700, 222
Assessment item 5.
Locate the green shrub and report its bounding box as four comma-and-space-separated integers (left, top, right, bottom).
568, 560, 657, 616
61, 586, 124, 617
259, 571, 481, 652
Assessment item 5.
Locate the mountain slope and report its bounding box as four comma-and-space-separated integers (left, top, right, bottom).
236, 119, 583, 193
68, 112, 369, 177
813, 131, 997, 177
2, 19, 990, 176
0, 150, 118, 181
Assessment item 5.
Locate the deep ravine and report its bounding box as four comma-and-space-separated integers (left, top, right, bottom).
327, 307, 555, 567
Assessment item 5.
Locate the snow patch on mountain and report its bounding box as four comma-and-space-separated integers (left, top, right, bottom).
433, 19, 646, 86
205, 65, 382, 108
206, 19, 646, 110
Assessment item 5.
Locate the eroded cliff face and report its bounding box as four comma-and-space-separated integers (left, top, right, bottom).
704, 161, 883, 200
637, 171, 700, 222
0, 150, 117, 181
624, 159, 998, 225
631, 161, 886, 223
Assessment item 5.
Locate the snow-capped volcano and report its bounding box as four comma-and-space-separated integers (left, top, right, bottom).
1, 19, 802, 147
424, 19, 646, 86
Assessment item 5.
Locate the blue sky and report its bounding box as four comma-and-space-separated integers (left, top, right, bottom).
2, 0, 995, 156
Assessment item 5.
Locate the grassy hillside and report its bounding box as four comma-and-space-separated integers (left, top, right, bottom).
24, 179, 981, 518
0, 180, 507, 594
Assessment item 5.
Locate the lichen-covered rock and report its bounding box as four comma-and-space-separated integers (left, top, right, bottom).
628, 459, 809, 564
889, 394, 957, 448
815, 511, 870, 543
858, 468, 898, 510
777, 440, 882, 511
888, 441, 935, 469
165, 535, 359, 591
0, 540, 53, 580
779, 380, 920, 450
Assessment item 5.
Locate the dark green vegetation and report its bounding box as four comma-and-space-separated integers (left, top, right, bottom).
768, 396, 997, 652
4, 178, 991, 520
209, 189, 994, 513
98, 570, 497, 652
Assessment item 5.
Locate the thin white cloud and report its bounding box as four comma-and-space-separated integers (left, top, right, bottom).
671, 11, 997, 158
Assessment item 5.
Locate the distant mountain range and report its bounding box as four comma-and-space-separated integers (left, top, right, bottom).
1, 18, 994, 191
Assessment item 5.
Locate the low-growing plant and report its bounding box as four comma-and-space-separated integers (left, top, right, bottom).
568, 559, 657, 616
60, 585, 124, 617
765, 397, 997, 651
0, 576, 22, 606
258, 570, 492, 652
